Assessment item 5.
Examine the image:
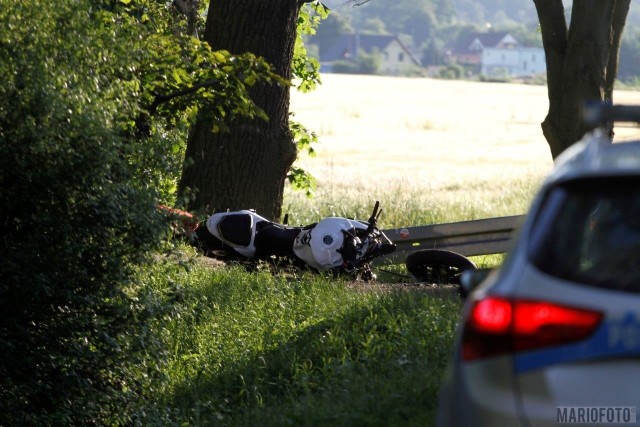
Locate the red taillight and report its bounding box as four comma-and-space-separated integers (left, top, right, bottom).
462, 297, 603, 361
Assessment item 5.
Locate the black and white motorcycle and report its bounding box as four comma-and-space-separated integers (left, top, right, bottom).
192, 201, 396, 281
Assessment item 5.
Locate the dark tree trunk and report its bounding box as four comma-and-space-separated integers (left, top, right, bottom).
178, 0, 302, 220
534, 0, 630, 159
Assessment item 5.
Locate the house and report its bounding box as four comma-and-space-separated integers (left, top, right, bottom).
446, 31, 545, 78
447, 32, 518, 66
319, 34, 422, 75
481, 47, 546, 78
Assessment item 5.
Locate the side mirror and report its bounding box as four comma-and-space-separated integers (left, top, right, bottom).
460, 268, 491, 299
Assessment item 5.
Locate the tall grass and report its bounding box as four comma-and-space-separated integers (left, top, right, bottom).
283, 174, 543, 228
139, 255, 461, 426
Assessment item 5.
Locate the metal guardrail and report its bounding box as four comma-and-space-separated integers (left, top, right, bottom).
378, 215, 525, 264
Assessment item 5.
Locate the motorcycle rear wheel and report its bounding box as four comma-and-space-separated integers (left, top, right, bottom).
405, 249, 476, 285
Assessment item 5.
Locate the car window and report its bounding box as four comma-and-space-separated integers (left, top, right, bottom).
529, 177, 640, 293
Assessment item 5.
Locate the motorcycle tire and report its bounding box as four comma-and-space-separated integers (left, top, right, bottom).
405, 249, 477, 285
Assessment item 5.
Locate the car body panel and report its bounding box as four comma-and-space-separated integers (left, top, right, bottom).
437, 357, 523, 426
436, 128, 640, 427
517, 361, 640, 426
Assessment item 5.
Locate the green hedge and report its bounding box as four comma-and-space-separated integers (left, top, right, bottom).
0, 2, 168, 424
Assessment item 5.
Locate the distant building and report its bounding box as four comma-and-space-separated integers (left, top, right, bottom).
446, 31, 545, 78
319, 33, 422, 75
481, 47, 546, 78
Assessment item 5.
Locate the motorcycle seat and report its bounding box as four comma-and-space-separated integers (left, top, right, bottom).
254, 222, 301, 259
217, 213, 253, 247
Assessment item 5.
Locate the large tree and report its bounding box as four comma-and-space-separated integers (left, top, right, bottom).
535, 0, 631, 158
179, 0, 317, 219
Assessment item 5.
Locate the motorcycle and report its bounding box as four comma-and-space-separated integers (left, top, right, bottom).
191, 201, 396, 281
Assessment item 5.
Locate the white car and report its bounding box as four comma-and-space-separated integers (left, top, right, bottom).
437, 111, 640, 426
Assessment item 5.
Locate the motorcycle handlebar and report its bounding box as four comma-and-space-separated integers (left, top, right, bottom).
367, 201, 380, 233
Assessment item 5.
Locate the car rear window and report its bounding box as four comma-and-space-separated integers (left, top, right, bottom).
529, 177, 640, 293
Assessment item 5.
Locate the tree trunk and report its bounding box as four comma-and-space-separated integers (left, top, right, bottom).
178, 0, 302, 220
534, 0, 630, 159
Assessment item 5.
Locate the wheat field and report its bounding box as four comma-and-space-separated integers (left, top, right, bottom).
287, 74, 640, 223
291, 74, 640, 185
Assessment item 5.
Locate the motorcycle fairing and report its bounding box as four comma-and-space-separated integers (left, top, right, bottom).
205, 210, 268, 258
293, 217, 368, 270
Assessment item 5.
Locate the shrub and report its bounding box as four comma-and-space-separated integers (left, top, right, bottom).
439, 63, 465, 79
332, 49, 382, 75
0, 2, 167, 424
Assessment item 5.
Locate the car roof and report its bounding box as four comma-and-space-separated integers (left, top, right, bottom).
545, 128, 640, 186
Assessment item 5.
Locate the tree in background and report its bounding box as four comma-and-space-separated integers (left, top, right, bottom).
178, 0, 326, 219
315, 12, 355, 60
535, 0, 631, 158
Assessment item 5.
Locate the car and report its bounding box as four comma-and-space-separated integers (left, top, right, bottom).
436, 106, 640, 427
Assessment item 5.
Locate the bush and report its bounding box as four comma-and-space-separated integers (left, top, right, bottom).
332, 49, 382, 75
0, 2, 168, 424
438, 63, 465, 79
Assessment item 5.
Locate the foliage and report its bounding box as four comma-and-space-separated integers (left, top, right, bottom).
294, 1, 330, 93
332, 49, 383, 75
288, 119, 318, 197
288, 1, 329, 196
313, 11, 355, 60
0, 0, 281, 423
439, 63, 465, 79
0, 2, 163, 424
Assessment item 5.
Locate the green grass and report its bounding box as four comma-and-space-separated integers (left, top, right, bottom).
137, 251, 461, 426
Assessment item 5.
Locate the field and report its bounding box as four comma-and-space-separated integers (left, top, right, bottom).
286, 74, 640, 227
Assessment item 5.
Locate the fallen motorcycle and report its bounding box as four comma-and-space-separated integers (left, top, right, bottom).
191, 201, 396, 281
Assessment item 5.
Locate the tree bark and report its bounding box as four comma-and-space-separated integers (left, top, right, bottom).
534, 0, 630, 159
178, 0, 302, 220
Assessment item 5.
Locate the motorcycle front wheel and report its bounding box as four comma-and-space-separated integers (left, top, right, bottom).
405, 249, 476, 285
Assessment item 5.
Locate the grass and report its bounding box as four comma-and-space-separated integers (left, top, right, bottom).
283, 175, 542, 229
139, 255, 462, 426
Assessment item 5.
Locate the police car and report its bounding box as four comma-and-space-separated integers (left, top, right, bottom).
436, 106, 640, 426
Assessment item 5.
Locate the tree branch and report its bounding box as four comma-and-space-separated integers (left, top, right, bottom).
148, 79, 221, 114
350, 0, 372, 6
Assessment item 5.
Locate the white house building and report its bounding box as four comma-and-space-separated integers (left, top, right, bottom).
447, 31, 546, 78
481, 46, 546, 78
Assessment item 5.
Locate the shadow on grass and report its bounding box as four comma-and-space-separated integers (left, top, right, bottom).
164, 289, 462, 427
